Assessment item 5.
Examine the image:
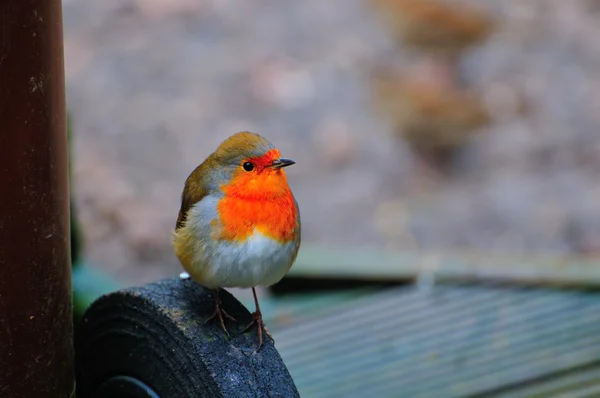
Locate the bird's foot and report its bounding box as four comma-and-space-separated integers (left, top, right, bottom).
205, 297, 237, 336
241, 310, 273, 352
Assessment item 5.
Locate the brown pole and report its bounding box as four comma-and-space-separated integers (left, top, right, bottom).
0, 0, 74, 397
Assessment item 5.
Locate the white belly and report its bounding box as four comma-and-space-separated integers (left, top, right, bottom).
181, 199, 298, 288
198, 231, 296, 288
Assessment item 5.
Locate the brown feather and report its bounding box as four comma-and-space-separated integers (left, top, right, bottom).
175, 161, 210, 230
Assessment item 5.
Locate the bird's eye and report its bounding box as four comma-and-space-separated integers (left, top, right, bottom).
242, 162, 254, 172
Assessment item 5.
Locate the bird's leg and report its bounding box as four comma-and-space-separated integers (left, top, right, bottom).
205, 288, 237, 336
241, 287, 274, 350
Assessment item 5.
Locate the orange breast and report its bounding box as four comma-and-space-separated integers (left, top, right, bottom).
217, 194, 298, 243
216, 170, 298, 243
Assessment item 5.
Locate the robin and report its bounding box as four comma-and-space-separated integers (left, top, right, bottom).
173, 131, 301, 350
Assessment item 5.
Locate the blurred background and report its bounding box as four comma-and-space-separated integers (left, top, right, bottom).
64, 0, 600, 396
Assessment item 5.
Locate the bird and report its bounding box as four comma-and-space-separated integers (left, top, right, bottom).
173, 131, 301, 351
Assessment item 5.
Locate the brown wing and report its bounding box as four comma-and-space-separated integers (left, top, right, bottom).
175, 162, 210, 230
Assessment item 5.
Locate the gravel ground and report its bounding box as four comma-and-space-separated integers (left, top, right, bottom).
63, 0, 600, 286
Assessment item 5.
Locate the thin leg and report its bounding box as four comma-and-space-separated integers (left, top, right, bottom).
241, 287, 274, 351
205, 288, 237, 336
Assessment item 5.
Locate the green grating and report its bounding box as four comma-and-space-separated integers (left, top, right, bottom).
269, 284, 600, 398
492, 365, 600, 398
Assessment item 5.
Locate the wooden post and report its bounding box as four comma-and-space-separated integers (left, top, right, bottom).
0, 0, 74, 397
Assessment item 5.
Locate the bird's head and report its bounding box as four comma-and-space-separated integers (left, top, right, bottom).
207, 131, 295, 199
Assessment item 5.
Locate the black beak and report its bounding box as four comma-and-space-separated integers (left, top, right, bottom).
270, 158, 295, 169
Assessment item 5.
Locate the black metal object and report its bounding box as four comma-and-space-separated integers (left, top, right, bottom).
76, 278, 300, 398
0, 0, 73, 396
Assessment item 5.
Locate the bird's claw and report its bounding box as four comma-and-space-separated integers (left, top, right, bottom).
205, 300, 237, 336
242, 311, 274, 352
